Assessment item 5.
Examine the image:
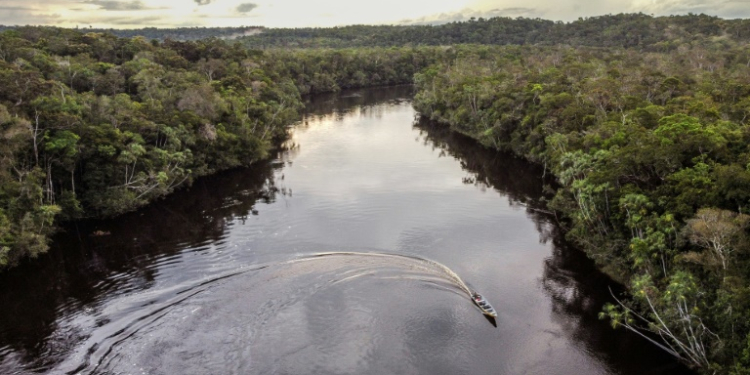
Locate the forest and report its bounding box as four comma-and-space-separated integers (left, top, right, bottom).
239, 13, 750, 49
0, 26, 263, 41
0, 27, 298, 267
4, 13, 750, 48
412, 42, 750, 374
2, 12, 750, 374
0, 26, 447, 268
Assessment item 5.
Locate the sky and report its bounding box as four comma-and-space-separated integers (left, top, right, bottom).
0, 0, 748, 29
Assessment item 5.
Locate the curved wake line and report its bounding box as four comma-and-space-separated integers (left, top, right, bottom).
295, 251, 498, 319
60, 252, 493, 374
298, 251, 474, 297
58, 266, 269, 375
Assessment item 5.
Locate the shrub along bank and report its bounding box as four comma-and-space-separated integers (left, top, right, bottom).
413, 44, 750, 373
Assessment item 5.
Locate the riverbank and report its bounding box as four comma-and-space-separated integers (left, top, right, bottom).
0, 26, 441, 269
412, 44, 750, 372
0, 86, 689, 375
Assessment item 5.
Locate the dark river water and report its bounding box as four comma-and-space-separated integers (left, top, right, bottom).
0, 86, 691, 375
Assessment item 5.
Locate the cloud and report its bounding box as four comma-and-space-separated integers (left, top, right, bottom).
1, 0, 749, 29
0, 6, 62, 26
236, 3, 258, 13
76, 15, 163, 25
0, 6, 37, 12
498, 7, 538, 16
83, 1, 149, 11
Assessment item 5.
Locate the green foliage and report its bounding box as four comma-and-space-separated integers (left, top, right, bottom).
0, 28, 314, 265
234, 14, 750, 50
0, 27, 447, 268
3, 15, 750, 373
260, 47, 443, 95
413, 41, 750, 373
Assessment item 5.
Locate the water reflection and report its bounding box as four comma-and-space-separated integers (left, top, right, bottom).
0, 86, 691, 374
0, 161, 282, 371
414, 115, 689, 374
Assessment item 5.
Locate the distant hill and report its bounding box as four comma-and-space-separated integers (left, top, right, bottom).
1, 13, 749, 49
0, 25, 263, 41
238, 13, 750, 50
96, 27, 264, 41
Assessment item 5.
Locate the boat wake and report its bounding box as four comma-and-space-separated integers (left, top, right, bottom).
300, 252, 497, 317
53, 251, 496, 375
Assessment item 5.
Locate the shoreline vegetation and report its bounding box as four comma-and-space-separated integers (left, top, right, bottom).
411, 42, 750, 375
1, 12, 750, 373
0, 27, 444, 267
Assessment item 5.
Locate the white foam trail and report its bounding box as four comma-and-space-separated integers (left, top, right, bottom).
301, 252, 473, 296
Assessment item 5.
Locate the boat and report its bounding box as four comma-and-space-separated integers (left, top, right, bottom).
471, 292, 497, 318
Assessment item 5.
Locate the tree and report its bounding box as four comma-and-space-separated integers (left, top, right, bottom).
603, 272, 719, 369
683, 208, 749, 271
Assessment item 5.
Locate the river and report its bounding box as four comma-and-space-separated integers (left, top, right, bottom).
0, 86, 691, 375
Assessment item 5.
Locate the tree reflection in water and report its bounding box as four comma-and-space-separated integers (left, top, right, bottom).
0, 86, 691, 374
0, 158, 282, 371
414, 118, 691, 374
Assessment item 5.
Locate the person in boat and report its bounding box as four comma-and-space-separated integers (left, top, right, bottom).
472, 292, 497, 316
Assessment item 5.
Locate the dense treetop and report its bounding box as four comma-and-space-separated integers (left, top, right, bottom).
0, 26, 444, 268
238, 13, 750, 49
3, 13, 749, 48
413, 41, 750, 373
4, 13, 750, 374
0, 26, 262, 41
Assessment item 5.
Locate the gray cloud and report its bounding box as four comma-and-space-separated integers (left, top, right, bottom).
498, 7, 538, 16
83, 1, 148, 11
1, 0, 750, 29
0, 6, 61, 26
0, 6, 36, 12
236, 3, 258, 13
71, 14, 162, 26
